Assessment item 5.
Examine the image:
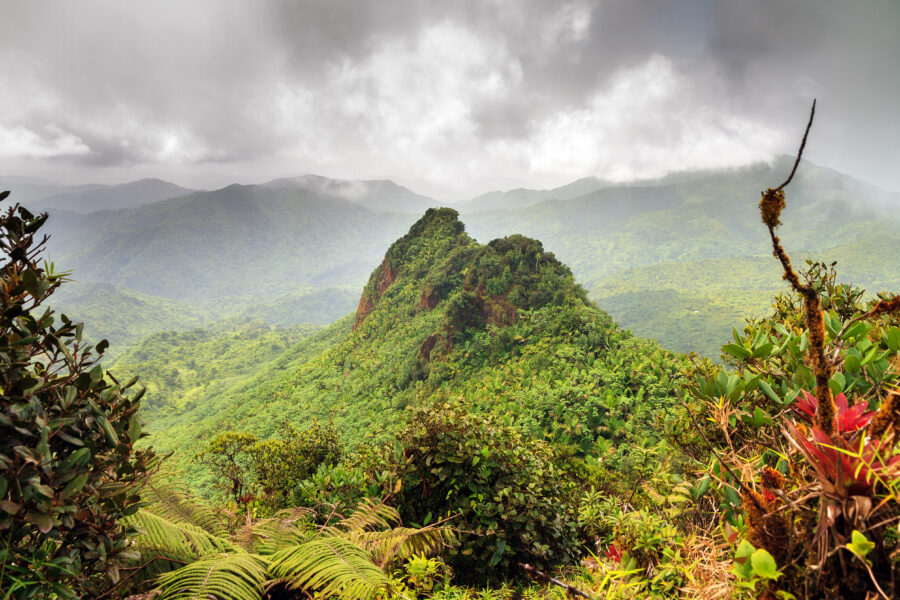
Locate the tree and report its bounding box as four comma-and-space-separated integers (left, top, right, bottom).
0, 189, 156, 598
390, 403, 580, 583
197, 421, 342, 509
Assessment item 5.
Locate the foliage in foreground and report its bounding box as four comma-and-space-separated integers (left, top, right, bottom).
678, 146, 900, 598
0, 190, 155, 598
118, 478, 453, 600
389, 403, 581, 582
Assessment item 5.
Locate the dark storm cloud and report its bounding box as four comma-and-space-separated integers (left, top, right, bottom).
0, 0, 897, 196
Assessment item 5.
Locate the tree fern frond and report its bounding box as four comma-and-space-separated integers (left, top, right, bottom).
126, 509, 239, 563
268, 537, 389, 600
247, 507, 315, 555
329, 498, 398, 536
154, 552, 268, 600
142, 475, 230, 536
352, 526, 456, 566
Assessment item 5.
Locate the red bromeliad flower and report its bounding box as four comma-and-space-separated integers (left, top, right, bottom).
786, 422, 900, 495
787, 390, 899, 495
602, 544, 622, 563
790, 389, 874, 433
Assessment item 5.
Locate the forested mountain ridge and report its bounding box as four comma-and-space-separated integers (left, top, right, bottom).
5, 161, 900, 598
44, 183, 419, 299
464, 157, 900, 353
263, 174, 440, 214
24, 157, 900, 356
121, 208, 686, 493
28, 177, 195, 214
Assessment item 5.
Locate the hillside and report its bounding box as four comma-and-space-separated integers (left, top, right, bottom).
110, 319, 318, 414
464, 157, 900, 353
263, 174, 441, 214
30, 178, 195, 213
123, 209, 686, 491
44, 183, 418, 300
48, 281, 213, 351
455, 176, 609, 212
28, 158, 900, 357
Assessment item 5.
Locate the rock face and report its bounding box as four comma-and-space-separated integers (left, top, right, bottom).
353, 260, 397, 330
353, 207, 468, 330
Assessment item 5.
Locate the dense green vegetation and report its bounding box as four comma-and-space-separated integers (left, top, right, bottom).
47, 281, 214, 352
42, 184, 419, 300
109, 320, 318, 414
34, 159, 900, 358
4, 152, 900, 599
128, 209, 686, 497
465, 158, 900, 354
0, 194, 156, 598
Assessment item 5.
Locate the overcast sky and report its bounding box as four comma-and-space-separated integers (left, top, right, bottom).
0, 1, 897, 200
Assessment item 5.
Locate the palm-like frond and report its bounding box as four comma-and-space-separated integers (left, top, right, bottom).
245, 507, 314, 555
123, 509, 243, 592
352, 525, 456, 566
329, 498, 398, 536
141, 475, 230, 537
268, 537, 390, 600
126, 509, 239, 562
132, 491, 453, 600
154, 552, 268, 600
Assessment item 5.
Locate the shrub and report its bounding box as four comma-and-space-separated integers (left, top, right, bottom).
0, 190, 156, 598
197, 420, 342, 509
390, 403, 580, 583
684, 137, 900, 598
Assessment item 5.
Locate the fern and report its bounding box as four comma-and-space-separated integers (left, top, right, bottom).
154, 553, 268, 600
352, 525, 455, 566
329, 498, 398, 536
268, 537, 390, 600
246, 507, 314, 555
127, 509, 239, 560
141, 475, 230, 537
129, 488, 452, 599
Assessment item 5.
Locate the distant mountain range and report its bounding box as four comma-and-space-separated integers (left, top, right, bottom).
262, 174, 441, 214
31, 178, 196, 214
454, 177, 610, 212
3, 157, 898, 355
0, 176, 195, 213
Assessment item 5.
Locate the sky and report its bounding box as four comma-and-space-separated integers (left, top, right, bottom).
0, 0, 897, 200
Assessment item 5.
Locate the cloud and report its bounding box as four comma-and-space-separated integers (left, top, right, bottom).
0, 0, 897, 196
496, 55, 783, 181
0, 125, 91, 158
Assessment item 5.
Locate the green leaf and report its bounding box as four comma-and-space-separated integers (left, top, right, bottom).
750, 548, 779, 580
733, 540, 754, 580
60, 474, 89, 499
96, 414, 120, 446
751, 342, 774, 359
846, 530, 875, 562
758, 380, 780, 405
488, 539, 507, 567
723, 344, 751, 359
692, 475, 710, 499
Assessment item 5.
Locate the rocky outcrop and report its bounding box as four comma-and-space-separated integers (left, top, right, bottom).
353, 259, 397, 330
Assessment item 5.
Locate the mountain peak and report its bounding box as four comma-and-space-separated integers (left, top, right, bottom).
352, 210, 588, 342
384, 207, 467, 266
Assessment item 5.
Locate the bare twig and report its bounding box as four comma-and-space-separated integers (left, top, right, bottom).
677, 391, 766, 514
517, 563, 591, 598
777, 99, 817, 190
97, 556, 187, 600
